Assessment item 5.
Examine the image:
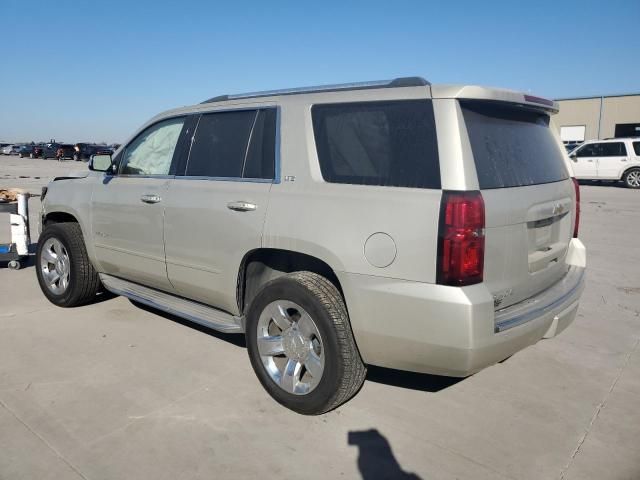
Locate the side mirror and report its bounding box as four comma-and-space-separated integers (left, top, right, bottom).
89, 154, 115, 173
569, 153, 577, 161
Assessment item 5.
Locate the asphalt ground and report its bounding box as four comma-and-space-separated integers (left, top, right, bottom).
1, 155, 639, 480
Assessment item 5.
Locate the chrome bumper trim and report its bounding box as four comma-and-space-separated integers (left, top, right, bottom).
494, 266, 585, 333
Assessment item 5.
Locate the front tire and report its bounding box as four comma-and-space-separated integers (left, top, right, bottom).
623, 168, 640, 189
36, 222, 101, 307
246, 271, 366, 415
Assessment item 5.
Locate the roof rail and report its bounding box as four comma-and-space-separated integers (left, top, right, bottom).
201, 76, 430, 104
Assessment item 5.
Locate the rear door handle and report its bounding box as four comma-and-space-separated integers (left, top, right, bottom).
141, 194, 161, 204
227, 201, 256, 212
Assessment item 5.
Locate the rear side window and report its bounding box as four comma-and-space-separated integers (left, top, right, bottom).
634, 142, 640, 155
185, 109, 276, 179
599, 142, 626, 156
186, 110, 256, 177
243, 109, 276, 179
311, 100, 440, 189
461, 101, 569, 189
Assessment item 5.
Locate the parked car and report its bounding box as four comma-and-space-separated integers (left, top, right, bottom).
33, 143, 62, 159
17, 145, 35, 158
564, 141, 582, 152
569, 137, 640, 188
55, 144, 75, 161
1, 144, 18, 155
73, 143, 112, 161
36, 77, 586, 414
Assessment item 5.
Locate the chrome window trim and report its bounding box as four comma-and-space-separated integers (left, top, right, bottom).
274, 106, 281, 184
113, 174, 175, 180
173, 176, 273, 183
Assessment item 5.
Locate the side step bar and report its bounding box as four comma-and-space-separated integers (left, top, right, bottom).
99, 274, 244, 334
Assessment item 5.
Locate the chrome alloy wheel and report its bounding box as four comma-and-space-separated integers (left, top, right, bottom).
40, 238, 71, 295
257, 300, 325, 395
627, 170, 640, 188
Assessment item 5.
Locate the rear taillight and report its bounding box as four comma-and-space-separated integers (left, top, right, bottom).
437, 191, 485, 286
572, 177, 580, 238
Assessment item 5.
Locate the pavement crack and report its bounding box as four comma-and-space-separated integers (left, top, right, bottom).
85, 384, 210, 447
559, 335, 640, 480
0, 398, 90, 480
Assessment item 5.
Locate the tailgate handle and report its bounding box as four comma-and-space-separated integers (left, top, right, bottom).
227, 201, 256, 212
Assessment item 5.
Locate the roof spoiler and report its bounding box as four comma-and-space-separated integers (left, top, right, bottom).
431, 85, 559, 113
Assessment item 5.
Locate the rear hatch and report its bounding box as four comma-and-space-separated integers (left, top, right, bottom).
460, 100, 575, 310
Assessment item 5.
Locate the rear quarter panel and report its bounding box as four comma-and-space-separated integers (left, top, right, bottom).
262, 97, 441, 283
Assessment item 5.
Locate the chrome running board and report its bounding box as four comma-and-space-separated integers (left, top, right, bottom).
99, 273, 244, 333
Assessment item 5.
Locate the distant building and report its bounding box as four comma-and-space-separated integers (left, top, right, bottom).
554, 93, 640, 143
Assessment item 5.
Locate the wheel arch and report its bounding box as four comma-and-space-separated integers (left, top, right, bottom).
43, 211, 79, 225
621, 165, 640, 180
41, 207, 100, 271
237, 248, 345, 315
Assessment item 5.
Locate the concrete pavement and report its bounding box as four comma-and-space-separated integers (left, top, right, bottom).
0, 156, 639, 479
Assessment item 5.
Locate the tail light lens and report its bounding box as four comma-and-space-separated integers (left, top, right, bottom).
572, 178, 580, 238
437, 191, 485, 286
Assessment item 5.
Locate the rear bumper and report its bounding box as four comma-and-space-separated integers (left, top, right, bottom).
339, 239, 586, 377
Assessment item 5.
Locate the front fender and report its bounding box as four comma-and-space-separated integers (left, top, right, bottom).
41, 177, 99, 270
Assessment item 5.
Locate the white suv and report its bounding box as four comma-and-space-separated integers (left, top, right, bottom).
36, 77, 586, 414
569, 137, 640, 188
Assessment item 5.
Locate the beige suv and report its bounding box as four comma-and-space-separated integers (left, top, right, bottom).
36, 77, 586, 414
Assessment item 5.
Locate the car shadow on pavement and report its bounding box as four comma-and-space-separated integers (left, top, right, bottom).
365, 366, 462, 393
578, 179, 628, 188
349, 429, 422, 479
128, 299, 246, 348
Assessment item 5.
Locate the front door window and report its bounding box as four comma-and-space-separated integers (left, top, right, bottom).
120, 117, 185, 175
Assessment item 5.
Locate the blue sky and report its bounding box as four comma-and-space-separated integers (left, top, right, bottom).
1, 0, 638, 143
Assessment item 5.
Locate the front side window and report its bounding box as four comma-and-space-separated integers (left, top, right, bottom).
311, 100, 440, 189
633, 142, 640, 155
575, 143, 600, 157
599, 142, 627, 157
120, 117, 185, 175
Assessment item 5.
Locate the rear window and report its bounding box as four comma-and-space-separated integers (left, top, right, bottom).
311, 100, 440, 189
599, 142, 627, 156
461, 101, 569, 189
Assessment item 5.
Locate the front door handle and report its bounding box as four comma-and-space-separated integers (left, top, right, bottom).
141, 194, 162, 204
227, 201, 256, 212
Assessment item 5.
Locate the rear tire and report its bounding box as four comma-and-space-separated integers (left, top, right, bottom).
246, 271, 366, 415
623, 168, 640, 189
36, 222, 101, 307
